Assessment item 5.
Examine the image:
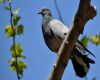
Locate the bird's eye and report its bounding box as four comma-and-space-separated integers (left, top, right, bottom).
64, 33, 67, 35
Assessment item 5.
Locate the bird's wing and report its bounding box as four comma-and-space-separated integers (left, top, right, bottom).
48, 19, 69, 39
48, 19, 95, 57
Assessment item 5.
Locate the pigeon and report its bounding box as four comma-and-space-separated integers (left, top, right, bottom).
38, 7, 95, 78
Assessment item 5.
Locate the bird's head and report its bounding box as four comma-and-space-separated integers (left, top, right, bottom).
38, 7, 52, 17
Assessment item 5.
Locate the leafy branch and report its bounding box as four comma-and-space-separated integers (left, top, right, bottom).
1, 0, 26, 80
81, 34, 100, 47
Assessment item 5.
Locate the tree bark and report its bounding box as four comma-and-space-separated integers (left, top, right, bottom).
49, 0, 97, 80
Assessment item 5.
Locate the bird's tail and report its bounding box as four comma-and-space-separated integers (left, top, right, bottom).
71, 48, 95, 78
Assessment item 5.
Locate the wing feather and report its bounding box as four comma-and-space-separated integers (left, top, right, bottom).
48, 19, 69, 39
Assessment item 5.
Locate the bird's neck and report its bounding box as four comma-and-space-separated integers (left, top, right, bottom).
42, 14, 53, 34
42, 14, 53, 23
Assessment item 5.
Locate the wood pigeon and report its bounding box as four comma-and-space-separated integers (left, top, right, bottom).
38, 7, 95, 78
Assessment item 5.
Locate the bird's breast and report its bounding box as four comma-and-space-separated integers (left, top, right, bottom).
43, 33, 63, 53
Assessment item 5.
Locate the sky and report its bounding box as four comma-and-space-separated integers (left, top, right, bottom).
0, 0, 100, 80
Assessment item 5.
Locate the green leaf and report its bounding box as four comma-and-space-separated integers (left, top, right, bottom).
10, 44, 23, 58
8, 59, 26, 77
20, 55, 26, 59
13, 16, 20, 26
11, 61, 27, 76
8, 0, 11, 3
5, 25, 15, 38
0, 0, 3, 3
18, 61, 27, 76
21, 62, 27, 69
13, 8, 20, 15
17, 24, 24, 35
17, 44, 23, 53
9, 59, 17, 73
4, 6, 10, 11
90, 34, 100, 45
81, 36, 89, 47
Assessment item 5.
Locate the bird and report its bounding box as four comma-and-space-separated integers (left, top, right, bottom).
38, 7, 95, 78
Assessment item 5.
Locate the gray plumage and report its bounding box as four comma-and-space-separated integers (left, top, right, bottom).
38, 7, 95, 78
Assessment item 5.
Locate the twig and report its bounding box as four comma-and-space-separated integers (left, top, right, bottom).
53, 0, 64, 23
8, 2, 20, 80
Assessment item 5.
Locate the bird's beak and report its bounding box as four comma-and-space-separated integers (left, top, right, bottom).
37, 12, 42, 14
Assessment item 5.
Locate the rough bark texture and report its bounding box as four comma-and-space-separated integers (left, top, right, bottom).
49, 0, 97, 80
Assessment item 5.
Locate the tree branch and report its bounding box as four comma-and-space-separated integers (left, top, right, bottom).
48, 0, 97, 80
